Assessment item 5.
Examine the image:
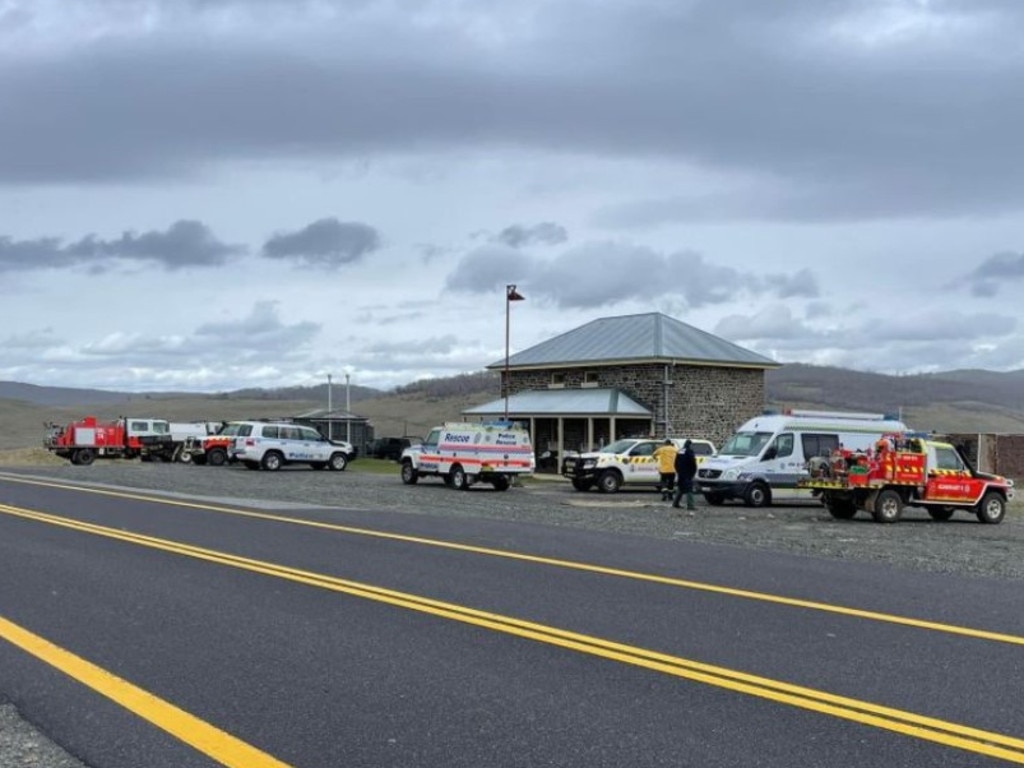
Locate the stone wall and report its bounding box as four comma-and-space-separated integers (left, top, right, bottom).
950, 433, 1024, 481
507, 363, 766, 446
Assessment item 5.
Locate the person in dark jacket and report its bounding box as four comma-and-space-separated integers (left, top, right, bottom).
672, 439, 698, 510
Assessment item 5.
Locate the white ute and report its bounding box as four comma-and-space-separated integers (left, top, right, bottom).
400, 422, 535, 491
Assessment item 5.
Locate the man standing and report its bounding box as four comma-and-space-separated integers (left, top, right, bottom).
673, 439, 698, 511
652, 438, 678, 501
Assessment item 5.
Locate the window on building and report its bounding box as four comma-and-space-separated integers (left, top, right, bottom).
582, 371, 599, 387
550, 372, 566, 388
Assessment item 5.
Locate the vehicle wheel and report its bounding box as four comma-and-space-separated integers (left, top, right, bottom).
401, 461, 419, 485
491, 476, 511, 491
872, 489, 903, 523
976, 492, 1006, 524
261, 452, 283, 471
328, 452, 348, 471
207, 448, 227, 467
74, 448, 96, 466
243, 461, 260, 470
597, 470, 622, 493
826, 498, 858, 519
704, 492, 726, 506
442, 474, 454, 487
927, 506, 956, 522
178, 451, 193, 465
571, 478, 593, 492
449, 465, 468, 491
743, 482, 771, 508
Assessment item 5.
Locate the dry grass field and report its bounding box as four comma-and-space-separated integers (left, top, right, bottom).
0, 388, 497, 460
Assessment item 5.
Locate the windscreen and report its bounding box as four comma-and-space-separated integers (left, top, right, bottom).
719, 431, 773, 457
599, 439, 638, 454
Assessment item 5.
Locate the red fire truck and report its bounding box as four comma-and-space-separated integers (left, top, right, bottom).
44, 416, 176, 465
799, 432, 1014, 523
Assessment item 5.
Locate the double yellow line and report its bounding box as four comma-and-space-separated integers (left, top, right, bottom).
2, 500, 1024, 764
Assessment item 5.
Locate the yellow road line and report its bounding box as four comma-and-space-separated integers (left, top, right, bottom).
0, 611, 292, 768
3, 473, 1024, 650
2, 501, 1024, 764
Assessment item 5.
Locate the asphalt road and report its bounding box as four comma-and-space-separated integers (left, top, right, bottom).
1, 474, 1023, 767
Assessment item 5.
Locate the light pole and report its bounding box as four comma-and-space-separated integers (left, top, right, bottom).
345, 371, 352, 443
326, 373, 333, 440
504, 284, 525, 421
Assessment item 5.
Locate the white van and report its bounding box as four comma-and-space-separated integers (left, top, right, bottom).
696, 410, 907, 508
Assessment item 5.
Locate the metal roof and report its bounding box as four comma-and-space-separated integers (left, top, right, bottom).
489, 312, 778, 369
464, 388, 652, 417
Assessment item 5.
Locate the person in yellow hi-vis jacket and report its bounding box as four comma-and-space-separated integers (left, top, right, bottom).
653, 438, 678, 501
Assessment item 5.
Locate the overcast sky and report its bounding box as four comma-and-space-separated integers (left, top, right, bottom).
2, 0, 1023, 393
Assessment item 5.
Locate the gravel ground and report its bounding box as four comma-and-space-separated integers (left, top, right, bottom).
1, 461, 1021, 767
2, 461, 1022, 581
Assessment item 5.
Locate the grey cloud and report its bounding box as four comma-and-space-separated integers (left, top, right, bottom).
195, 300, 320, 354
447, 242, 786, 309
444, 245, 534, 293
5, 1, 1024, 220
964, 252, 1024, 296
762, 268, 820, 299
496, 222, 569, 249
261, 218, 380, 268
0, 220, 241, 273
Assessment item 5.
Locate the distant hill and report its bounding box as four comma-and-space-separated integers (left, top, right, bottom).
4, 365, 1023, 453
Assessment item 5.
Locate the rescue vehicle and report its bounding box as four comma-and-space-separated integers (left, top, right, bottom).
561, 438, 716, 493
799, 432, 1014, 523
44, 416, 176, 465
696, 410, 907, 507
400, 421, 534, 490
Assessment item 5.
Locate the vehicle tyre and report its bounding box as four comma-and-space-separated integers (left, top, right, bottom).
571, 478, 593, 492
243, 460, 260, 470
442, 474, 454, 487
207, 448, 227, 467
491, 476, 511, 491
976, 492, 1006, 524
74, 448, 96, 466
401, 461, 419, 485
872, 489, 903, 523
743, 482, 770, 508
178, 451, 192, 465
927, 506, 956, 522
597, 470, 622, 494
704, 492, 726, 506
328, 452, 348, 471
261, 451, 284, 471
826, 498, 858, 519
450, 465, 469, 491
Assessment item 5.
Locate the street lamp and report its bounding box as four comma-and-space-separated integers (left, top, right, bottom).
504, 284, 525, 421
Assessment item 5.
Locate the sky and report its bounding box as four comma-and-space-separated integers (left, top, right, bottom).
2, 0, 1023, 393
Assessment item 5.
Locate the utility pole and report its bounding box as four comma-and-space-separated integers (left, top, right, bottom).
327, 373, 333, 440
345, 371, 352, 443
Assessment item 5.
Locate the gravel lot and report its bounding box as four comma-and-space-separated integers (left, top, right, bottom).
2, 461, 1022, 582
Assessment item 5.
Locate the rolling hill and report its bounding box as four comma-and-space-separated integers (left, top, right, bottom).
2, 365, 1022, 454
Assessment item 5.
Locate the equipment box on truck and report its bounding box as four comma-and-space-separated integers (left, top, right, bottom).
696, 410, 907, 508
400, 421, 534, 490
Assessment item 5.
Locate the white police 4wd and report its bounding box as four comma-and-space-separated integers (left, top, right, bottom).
400, 422, 534, 491
230, 421, 355, 471
562, 438, 716, 493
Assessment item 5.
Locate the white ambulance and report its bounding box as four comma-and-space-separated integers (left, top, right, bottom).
696, 410, 907, 508
399, 421, 535, 491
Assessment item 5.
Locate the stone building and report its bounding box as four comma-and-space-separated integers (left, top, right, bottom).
464, 312, 779, 468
